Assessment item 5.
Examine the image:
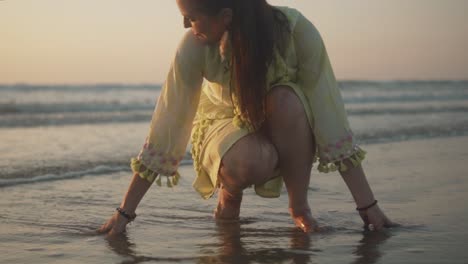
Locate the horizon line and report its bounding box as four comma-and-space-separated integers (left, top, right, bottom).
1, 79, 467, 86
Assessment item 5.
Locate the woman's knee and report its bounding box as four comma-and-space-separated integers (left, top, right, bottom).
219, 133, 278, 189
266, 86, 305, 120
265, 85, 316, 159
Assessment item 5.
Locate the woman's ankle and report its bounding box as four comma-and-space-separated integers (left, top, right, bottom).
288, 201, 311, 216
288, 207, 317, 233
214, 187, 243, 220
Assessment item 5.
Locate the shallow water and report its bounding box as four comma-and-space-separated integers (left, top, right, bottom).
2, 137, 468, 264
1, 81, 468, 185
1, 81, 468, 263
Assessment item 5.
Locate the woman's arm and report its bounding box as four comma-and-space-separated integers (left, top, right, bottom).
98, 31, 205, 235
339, 162, 375, 208
97, 173, 153, 235
119, 172, 154, 214
339, 160, 396, 230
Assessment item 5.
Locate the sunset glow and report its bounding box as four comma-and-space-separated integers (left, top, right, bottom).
1, 0, 467, 84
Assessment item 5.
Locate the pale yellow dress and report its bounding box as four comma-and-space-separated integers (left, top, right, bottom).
130, 6, 366, 199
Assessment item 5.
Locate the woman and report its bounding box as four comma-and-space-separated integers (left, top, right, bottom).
98, 0, 395, 235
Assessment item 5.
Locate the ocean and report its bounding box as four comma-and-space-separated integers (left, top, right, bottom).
1, 81, 468, 263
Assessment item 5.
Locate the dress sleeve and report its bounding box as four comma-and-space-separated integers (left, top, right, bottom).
131, 31, 204, 186
293, 12, 366, 173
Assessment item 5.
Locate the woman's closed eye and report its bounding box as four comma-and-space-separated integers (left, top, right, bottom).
183, 16, 196, 28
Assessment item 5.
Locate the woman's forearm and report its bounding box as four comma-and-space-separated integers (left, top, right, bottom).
119, 173, 154, 214
339, 162, 376, 208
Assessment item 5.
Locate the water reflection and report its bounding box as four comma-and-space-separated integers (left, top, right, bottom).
197, 221, 249, 263
104, 233, 196, 263
103, 223, 390, 264
104, 233, 141, 263
198, 221, 314, 264
289, 228, 312, 264
350, 231, 391, 264
201, 222, 391, 264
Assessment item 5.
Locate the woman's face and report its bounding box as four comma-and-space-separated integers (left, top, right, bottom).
176, 0, 231, 45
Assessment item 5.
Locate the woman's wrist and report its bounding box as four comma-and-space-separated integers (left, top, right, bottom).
116, 207, 137, 222
356, 200, 378, 211
117, 172, 152, 219
118, 204, 136, 215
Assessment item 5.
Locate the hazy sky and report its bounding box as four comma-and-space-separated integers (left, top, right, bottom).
1, 0, 467, 84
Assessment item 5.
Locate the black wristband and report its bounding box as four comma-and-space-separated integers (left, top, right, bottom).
356, 200, 378, 211
116, 207, 137, 222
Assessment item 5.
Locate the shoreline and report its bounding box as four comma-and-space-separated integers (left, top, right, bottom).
1, 133, 467, 184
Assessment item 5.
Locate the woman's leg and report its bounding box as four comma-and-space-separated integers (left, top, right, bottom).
216, 86, 318, 231
264, 86, 318, 232
216, 132, 278, 219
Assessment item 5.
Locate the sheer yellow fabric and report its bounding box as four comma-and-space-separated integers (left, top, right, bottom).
131, 6, 365, 199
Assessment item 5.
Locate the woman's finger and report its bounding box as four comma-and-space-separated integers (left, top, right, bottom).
96, 221, 113, 234
373, 221, 385, 231
96, 225, 109, 234
107, 229, 118, 236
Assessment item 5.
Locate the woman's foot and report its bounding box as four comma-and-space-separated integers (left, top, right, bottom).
289, 206, 319, 233
214, 186, 243, 221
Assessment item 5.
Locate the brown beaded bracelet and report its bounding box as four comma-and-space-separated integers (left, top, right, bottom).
356, 200, 378, 211
116, 207, 137, 222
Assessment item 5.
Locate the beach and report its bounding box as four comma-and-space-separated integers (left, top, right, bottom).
0, 135, 467, 264
1, 81, 468, 263
2, 0, 468, 261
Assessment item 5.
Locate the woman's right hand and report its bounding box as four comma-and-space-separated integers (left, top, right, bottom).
97, 211, 130, 236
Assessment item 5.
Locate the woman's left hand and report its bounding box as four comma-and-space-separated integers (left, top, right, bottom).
97, 211, 130, 236
358, 204, 398, 231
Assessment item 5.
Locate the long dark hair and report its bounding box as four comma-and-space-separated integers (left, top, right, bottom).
190, 0, 290, 130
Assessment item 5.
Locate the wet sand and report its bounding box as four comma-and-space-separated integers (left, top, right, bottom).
1, 135, 468, 264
